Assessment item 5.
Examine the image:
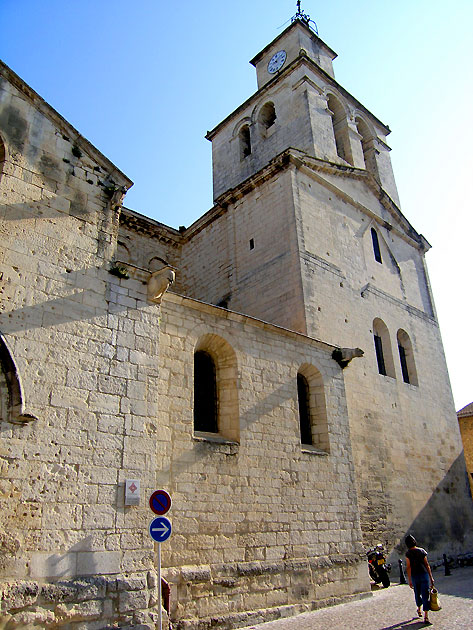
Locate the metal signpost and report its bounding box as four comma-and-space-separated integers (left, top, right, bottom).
148, 490, 172, 630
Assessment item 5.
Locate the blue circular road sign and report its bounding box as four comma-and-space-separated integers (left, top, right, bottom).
149, 516, 172, 543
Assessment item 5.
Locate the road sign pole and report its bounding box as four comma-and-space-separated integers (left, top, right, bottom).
157, 542, 162, 630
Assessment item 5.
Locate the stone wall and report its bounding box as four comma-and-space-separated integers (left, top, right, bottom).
156, 293, 370, 628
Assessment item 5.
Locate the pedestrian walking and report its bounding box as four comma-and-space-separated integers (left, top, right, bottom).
405, 534, 435, 625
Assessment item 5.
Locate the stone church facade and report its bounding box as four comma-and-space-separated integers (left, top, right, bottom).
1, 18, 472, 630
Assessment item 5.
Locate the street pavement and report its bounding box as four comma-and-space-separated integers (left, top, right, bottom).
244, 566, 473, 630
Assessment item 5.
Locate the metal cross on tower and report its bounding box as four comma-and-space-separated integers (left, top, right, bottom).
291, 1, 318, 34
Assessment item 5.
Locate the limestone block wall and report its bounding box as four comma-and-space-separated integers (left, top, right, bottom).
0, 64, 169, 628
295, 168, 433, 345
180, 170, 307, 333
157, 293, 370, 628
341, 295, 473, 559
293, 171, 473, 556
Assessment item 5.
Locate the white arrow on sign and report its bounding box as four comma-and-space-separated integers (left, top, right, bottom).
151, 522, 170, 536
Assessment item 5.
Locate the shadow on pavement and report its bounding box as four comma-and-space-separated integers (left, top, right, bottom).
434, 567, 473, 600
380, 620, 426, 630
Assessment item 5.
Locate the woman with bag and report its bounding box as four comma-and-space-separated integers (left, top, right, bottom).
405, 535, 435, 625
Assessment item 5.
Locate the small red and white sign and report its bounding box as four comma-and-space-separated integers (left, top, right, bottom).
125, 479, 140, 506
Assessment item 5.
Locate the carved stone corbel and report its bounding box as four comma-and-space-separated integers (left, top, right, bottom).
147, 267, 175, 304
332, 347, 364, 369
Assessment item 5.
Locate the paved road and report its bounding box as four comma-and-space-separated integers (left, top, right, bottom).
245, 566, 473, 630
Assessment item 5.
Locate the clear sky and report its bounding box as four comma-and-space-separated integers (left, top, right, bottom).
2, 1, 472, 410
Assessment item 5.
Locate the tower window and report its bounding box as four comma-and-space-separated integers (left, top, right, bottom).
371, 228, 382, 264
398, 344, 409, 383
249, 238, 254, 250
356, 117, 379, 179
239, 125, 251, 159
327, 94, 353, 165
397, 329, 418, 386
373, 318, 395, 378
374, 334, 386, 376
194, 350, 218, 433
258, 102, 277, 132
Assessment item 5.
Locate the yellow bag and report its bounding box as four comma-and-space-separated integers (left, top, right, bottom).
430, 587, 441, 611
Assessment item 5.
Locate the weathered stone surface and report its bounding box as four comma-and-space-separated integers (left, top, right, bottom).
1, 12, 472, 630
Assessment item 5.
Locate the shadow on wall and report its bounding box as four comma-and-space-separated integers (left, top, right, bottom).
390, 452, 473, 564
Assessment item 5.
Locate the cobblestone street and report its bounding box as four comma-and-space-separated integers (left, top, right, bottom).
244, 567, 473, 630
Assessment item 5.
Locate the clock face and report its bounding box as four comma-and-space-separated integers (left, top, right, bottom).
267, 50, 287, 74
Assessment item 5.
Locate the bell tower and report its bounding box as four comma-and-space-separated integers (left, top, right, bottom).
206, 11, 400, 209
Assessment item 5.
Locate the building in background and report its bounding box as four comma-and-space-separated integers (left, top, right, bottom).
457, 403, 473, 498
1, 14, 472, 630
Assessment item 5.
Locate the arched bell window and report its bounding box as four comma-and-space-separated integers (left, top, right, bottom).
327, 94, 353, 165
258, 102, 277, 133
239, 125, 251, 160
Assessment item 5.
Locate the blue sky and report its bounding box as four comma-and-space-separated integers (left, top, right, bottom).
2, 1, 472, 409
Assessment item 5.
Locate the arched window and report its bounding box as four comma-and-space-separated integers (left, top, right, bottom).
194, 350, 218, 433
297, 373, 312, 446
239, 125, 251, 159
0, 134, 6, 182
193, 334, 239, 442
373, 318, 395, 378
0, 333, 37, 425
355, 117, 379, 178
258, 102, 276, 133
371, 228, 382, 264
116, 240, 131, 263
397, 329, 418, 386
327, 94, 353, 165
297, 364, 329, 452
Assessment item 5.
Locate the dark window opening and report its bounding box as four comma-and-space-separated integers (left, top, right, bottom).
371, 228, 382, 264
249, 238, 254, 250
259, 102, 277, 130
194, 351, 218, 433
297, 373, 312, 445
239, 125, 251, 159
374, 334, 386, 376
398, 344, 410, 384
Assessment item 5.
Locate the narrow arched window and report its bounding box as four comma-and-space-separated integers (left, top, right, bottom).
355, 117, 379, 178
194, 350, 218, 433
297, 373, 312, 446
373, 333, 386, 375
373, 318, 395, 378
259, 102, 276, 131
327, 94, 353, 165
0, 134, 6, 182
239, 125, 251, 159
397, 329, 418, 386
371, 228, 382, 264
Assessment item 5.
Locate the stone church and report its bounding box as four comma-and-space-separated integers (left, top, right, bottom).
1, 14, 472, 630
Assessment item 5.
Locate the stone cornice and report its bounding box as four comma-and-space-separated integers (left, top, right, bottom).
188, 148, 430, 254
119, 207, 183, 248
360, 283, 437, 324
0, 60, 133, 190
163, 291, 339, 355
